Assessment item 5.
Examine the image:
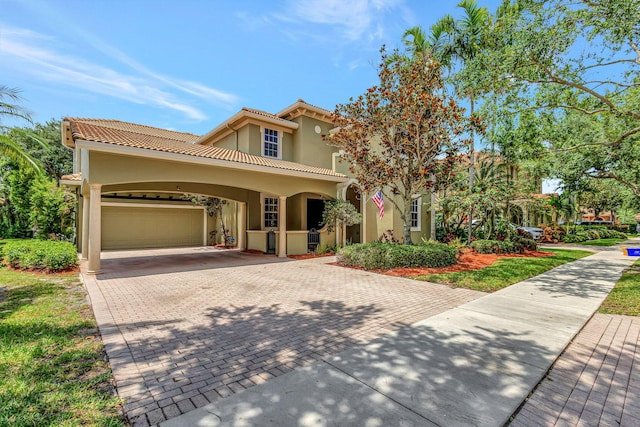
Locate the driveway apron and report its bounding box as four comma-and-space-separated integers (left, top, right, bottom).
81, 247, 484, 426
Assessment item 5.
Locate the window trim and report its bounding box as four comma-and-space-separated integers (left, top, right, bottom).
261, 193, 279, 229
410, 197, 421, 231
261, 126, 281, 159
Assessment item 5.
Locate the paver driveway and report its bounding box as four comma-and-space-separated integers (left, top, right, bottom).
82, 247, 484, 426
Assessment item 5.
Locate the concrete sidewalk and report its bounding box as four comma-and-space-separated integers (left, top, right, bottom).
161, 248, 636, 426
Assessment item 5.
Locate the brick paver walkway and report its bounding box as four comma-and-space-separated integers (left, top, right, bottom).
82, 247, 484, 426
511, 313, 640, 426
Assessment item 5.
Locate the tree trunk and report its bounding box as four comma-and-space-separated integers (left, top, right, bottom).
467, 95, 475, 245
402, 196, 413, 245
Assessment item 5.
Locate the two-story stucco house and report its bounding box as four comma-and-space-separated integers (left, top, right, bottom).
61, 100, 432, 273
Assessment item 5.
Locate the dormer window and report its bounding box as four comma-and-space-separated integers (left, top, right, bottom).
263, 128, 280, 158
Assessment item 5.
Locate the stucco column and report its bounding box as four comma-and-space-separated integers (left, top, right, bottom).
278, 196, 287, 257
342, 223, 347, 246
430, 174, 436, 240
87, 184, 102, 274
238, 202, 246, 250
361, 192, 367, 243
81, 193, 90, 260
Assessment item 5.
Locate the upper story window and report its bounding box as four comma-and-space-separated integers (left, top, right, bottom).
410, 197, 421, 231
263, 128, 279, 158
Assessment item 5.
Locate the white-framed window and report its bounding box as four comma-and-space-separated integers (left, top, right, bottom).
264, 196, 279, 228
410, 197, 421, 231
263, 127, 279, 158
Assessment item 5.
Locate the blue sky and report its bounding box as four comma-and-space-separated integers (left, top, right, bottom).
1, 0, 503, 135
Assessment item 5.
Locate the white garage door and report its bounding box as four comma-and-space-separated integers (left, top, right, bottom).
102, 204, 204, 250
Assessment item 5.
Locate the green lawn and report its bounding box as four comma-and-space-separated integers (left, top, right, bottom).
414, 249, 592, 293
577, 238, 628, 247
0, 269, 125, 427
599, 259, 640, 316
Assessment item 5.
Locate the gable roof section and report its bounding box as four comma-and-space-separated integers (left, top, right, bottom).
195, 107, 298, 145
277, 99, 334, 122
64, 118, 345, 179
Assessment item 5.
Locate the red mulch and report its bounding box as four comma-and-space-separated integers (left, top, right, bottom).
5, 265, 80, 275
287, 253, 335, 260
380, 250, 555, 277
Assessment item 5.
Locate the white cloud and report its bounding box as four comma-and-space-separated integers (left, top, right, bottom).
276, 0, 409, 42
0, 24, 238, 121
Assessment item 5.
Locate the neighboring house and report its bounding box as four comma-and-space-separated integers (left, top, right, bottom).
61, 100, 432, 274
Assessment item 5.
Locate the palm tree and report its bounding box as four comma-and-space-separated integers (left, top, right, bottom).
424, 0, 491, 244
400, 2, 490, 243
0, 85, 43, 172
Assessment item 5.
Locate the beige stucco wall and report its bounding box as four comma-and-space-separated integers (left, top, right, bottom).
85, 151, 340, 198
291, 116, 336, 170
286, 194, 303, 230
213, 132, 238, 151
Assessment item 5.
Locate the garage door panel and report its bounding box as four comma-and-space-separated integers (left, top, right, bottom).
102, 206, 204, 250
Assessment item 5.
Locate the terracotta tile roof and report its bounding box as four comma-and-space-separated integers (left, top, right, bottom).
240, 107, 292, 123
277, 99, 334, 121
65, 118, 345, 179
61, 172, 82, 181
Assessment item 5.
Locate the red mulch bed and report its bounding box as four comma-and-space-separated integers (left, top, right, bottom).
5, 265, 80, 275
288, 253, 335, 260
380, 250, 555, 277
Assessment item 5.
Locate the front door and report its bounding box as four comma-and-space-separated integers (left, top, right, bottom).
306, 199, 325, 230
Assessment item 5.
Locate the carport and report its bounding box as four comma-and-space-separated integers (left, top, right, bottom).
61, 119, 346, 274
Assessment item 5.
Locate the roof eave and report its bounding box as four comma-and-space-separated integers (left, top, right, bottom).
195, 110, 299, 145
75, 139, 347, 183
276, 101, 334, 122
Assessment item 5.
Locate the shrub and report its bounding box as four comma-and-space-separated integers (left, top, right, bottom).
512, 235, 538, 253
3, 239, 78, 271
337, 242, 456, 270
562, 228, 627, 243
471, 238, 535, 254
471, 239, 502, 254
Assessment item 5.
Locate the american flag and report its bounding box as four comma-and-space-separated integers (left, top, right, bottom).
372, 190, 384, 219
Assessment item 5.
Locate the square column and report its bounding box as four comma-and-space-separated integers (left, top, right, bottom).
87, 184, 102, 274
361, 191, 367, 243
238, 202, 246, 250
81, 193, 90, 260
278, 196, 287, 257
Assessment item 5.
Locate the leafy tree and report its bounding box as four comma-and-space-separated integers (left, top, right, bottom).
0, 164, 35, 237
321, 199, 362, 233
472, 0, 640, 204
399, 2, 492, 243
328, 49, 478, 244
576, 179, 626, 222
29, 178, 75, 239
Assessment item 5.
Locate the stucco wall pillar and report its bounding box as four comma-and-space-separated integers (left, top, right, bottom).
430, 174, 436, 240
81, 193, 90, 260
238, 202, 246, 250
361, 192, 367, 243
87, 184, 102, 274
278, 196, 287, 257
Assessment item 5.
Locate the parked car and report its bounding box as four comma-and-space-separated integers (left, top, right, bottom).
511, 223, 544, 241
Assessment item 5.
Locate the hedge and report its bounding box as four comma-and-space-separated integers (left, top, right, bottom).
3, 239, 78, 271
471, 237, 537, 254
563, 229, 627, 244
337, 242, 456, 270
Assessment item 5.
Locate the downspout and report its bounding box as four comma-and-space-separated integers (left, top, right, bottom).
226, 123, 238, 150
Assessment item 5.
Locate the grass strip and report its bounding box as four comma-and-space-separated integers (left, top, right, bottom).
577, 238, 628, 247
599, 260, 640, 316
0, 269, 125, 427
414, 249, 592, 293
